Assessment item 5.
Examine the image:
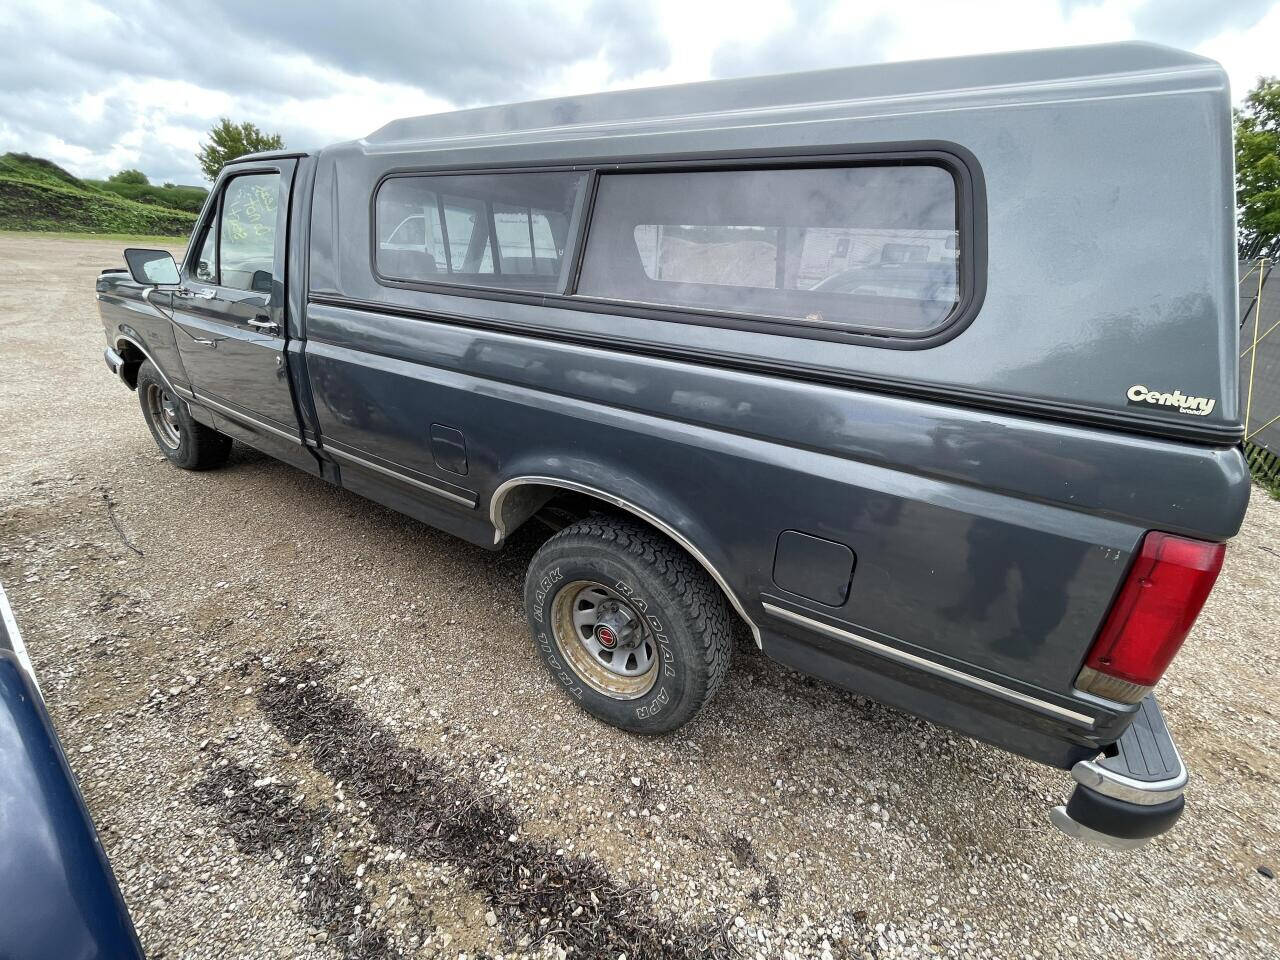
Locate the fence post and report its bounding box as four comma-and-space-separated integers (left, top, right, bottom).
1244, 259, 1266, 436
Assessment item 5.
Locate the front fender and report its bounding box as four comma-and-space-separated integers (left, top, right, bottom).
97, 271, 191, 393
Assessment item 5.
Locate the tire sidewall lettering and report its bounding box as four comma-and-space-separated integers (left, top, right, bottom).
536, 627, 584, 700
532, 566, 563, 624
635, 685, 669, 719
612, 578, 678, 714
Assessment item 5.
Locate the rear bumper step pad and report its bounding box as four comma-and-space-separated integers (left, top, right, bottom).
1051, 694, 1186, 850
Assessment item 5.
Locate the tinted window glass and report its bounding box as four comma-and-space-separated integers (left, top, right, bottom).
219, 173, 280, 293
578, 166, 959, 333
438, 195, 493, 274
376, 172, 584, 291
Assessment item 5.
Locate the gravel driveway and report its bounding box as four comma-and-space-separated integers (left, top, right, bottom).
1, 233, 1278, 959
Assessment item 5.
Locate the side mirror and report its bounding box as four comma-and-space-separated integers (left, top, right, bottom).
123, 248, 180, 286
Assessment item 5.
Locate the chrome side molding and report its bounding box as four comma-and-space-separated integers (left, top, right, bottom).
192, 392, 304, 446
327, 445, 477, 508
761, 601, 1097, 728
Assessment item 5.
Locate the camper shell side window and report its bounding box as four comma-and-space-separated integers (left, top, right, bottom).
375, 172, 586, 294
368, 149, 980, 345
578, 164, 960, 335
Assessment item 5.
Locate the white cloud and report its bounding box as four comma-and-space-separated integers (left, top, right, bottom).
707, 0, 1274, 93
0, 0, 1274, 186
1196, 3, 1280, 97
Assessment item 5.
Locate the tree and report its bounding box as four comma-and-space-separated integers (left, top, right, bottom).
108, 168, 148, 185
1236, 77, 1280, 260
196, 119, 284, 181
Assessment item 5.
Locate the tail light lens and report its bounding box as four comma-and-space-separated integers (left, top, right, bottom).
1075, 531, 1225, 704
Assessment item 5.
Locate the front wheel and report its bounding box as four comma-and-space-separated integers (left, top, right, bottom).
524, 517, 733, 734
136, 361, 231, 470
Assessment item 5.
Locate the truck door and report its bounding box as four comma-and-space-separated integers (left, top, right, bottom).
171, 159, 313, 471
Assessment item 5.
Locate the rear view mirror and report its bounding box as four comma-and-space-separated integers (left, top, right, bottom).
123, 248, 179, 286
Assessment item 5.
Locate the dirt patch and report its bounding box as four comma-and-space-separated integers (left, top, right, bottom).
254, 658, 723, 959
192, 762, 395, 959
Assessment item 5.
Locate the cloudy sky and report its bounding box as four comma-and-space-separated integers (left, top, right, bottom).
1, 0, 1275, 186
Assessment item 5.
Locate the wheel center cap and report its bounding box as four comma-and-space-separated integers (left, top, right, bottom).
594, 605, 640, 651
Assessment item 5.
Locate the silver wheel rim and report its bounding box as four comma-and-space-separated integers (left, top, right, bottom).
145, 382, 182, 450
550, 580, 658, 699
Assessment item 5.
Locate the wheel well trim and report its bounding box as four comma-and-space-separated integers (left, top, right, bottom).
114, 333, 177, 393
489, 475, 762, 647
113, 334, 204, 422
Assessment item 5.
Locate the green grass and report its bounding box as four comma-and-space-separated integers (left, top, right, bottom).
0, 152, 195, 237
1252, 467, 1280, 501
85, 178, 208, 214
1245, 441, 1280, 500
0, 151, 86, 188
0, 228, 189, 247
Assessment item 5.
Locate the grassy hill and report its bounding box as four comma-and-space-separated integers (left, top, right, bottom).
85, 177, 208, 214
0, 153, 197, 236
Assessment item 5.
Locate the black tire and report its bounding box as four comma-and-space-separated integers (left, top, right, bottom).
136, 361, 231, 470
524, 517, 733, 734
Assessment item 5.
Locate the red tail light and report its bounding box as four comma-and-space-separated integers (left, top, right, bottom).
1076, 531, 1225, 704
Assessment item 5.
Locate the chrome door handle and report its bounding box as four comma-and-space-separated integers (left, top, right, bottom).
247, 317, 280, 334
178, 287, 216, 300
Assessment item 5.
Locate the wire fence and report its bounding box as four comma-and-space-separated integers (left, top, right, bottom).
1240, 258, 1280, 485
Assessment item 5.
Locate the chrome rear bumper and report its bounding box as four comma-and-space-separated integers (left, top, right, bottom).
1051, 695, 1186, 850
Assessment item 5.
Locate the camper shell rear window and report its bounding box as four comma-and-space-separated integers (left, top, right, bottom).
371, 151, 976, 344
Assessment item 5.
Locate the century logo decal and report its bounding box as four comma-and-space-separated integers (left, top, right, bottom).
1126, 384, 1216, 417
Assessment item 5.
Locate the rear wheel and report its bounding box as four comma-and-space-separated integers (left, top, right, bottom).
525, 517, 733, 734
136, 361, 231, 470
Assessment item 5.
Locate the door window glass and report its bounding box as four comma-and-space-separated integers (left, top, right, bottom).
193, 222, 218, 283
219, 173, 281, 293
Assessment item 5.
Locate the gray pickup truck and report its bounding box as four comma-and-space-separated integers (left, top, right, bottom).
97, 42, 1247, 850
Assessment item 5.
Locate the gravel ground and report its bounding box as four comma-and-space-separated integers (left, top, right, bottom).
1, 233, 1278, 960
